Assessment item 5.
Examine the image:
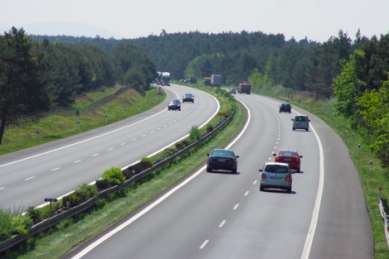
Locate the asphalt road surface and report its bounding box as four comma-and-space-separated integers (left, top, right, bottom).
67, 91, 373, 259
0, 84, 219, 209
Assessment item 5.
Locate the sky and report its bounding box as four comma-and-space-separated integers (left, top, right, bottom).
1, 0, 388, 43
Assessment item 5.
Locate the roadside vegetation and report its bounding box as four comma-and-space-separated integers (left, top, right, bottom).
251, 85, 388, 258
0, 87, 165, 155
0, 86, 245, 259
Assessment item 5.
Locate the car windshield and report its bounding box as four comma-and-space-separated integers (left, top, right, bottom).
279, 151, 296, 156
296, 116, 307, 121
264, 165, 289, 173
212, 150, 233, 157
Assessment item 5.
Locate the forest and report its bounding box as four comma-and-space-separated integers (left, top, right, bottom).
0, 27, 157, 144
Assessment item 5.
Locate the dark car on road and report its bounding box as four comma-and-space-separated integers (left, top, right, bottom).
206, 149, 239, 173
182, 93, 194, 103
279, 103, 292, 113
168, 99, 181, 111
229, 88, 236, 94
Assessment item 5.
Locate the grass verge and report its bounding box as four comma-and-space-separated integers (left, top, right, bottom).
1, 92, 246, 259
252, 86, 388, 259
0, 87, 165, 155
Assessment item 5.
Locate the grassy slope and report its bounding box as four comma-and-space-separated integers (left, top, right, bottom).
252, 87, 388, 258
0, 87, 165, 155
2, 90, 246, 259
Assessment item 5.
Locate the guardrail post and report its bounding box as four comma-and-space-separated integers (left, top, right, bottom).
124, 108, 126, 117
358, 144, 360, 155
154, 98, 155, 104
351, 133, 354, 141
369, 160, 373, 173
342, 125, 344, 133
325, 113, 327, 119
138, 105, 140, 113
37, 130, 40, 143
78, 120, 80, 131
105, 114, 108, 124
379, 186, 382, 202
147, 101, 148, 108
333, 119, 335, 126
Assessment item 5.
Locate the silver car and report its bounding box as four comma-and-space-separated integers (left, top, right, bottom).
259, 162, 292, 193
292, 115, 310, 131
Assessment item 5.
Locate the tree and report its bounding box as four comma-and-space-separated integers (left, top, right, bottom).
0, 27, 49, 144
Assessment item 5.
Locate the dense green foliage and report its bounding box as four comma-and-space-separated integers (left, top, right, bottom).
102, 167, 125, 185
333, 34, 389, 169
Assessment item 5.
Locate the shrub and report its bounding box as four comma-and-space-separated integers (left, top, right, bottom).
27, 206, 42, 224
207, 124, 213, 132
103, 167, 125, 185
163, 148, 175, 157
96, 178, 111, 189
140, 157, 153, 167
74, 183, 98, 202
189, 125, 201, 141
11, 215, 33, 235
175, 141, 184, 150
0, 208, 13, 241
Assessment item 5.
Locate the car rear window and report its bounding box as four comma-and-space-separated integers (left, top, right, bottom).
296, 116, 307, 121
279, 151, 296, 156
185, 94, 192, 97
264, 165, 289, 173
212, 150, 233, 157
282, 103, 289, 106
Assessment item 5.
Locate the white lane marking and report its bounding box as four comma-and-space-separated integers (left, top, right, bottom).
25, 176, 35, 181
233, 204, 239, 210
132, 138, 136, 141
108, 148, 113, 151
71, 98, 249, 258
151, 131, 154, 134
200, 240, 209, 249
121, 143, 126, 146
274, 146, 277, 149
269, 157, 271, 160
51, 167, 60, 171
276, 142, 278, 144
278, 138, 280, 140
174, 120, 176, 122
142, 135, 146, 137
169, 122, 171, 124
158, 128, 161, 130
253, 180, 257, 185
164, 125, 166, 127
74, 160, 81, 163
301, 123, 324, 259
0, 187, 4, 190
244, 191, 249, 196
93, 153, 98, 157
219, 220, 226, 227
0, 88, 180, 169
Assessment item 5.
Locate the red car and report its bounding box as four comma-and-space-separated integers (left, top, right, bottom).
273, 150, 302, 172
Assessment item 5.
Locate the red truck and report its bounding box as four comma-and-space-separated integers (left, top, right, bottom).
238, 81, 251, 94
203, 77, 211, 86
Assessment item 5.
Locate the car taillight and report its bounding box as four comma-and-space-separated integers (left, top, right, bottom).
262, 174, 266, 179
209, 157, 214, 163
286, 175, 291, 181
228, 159, 234, 164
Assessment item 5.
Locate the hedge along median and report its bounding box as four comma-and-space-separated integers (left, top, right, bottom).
0, 86, 245, 259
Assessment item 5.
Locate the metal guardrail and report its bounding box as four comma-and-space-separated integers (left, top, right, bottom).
0, 106, 235, 253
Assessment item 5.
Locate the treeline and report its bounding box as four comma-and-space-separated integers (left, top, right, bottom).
333, 34, 389, 169
0, 27, 157, 144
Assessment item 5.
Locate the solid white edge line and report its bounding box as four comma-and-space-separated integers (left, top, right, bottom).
200, 240, 209, 249
0, 88, 179, 168
70, 98, 251, 259
300, 122, 324, 259
0, 187, 4, 190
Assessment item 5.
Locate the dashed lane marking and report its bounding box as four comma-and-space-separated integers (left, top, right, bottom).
233, 204, 239, 210
200, 240, 209, 249
25, 176, 35, 181
52, 167, 60, 171
219, 220, 226, 228
74, 160, 81, 163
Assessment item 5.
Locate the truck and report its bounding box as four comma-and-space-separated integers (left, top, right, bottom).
162, 72, 171, 86
188, 76, 197, 84
156, 72, 162, 85
238, 81, 251, 94
203, 77, 211, 86
211, 74, 222, 87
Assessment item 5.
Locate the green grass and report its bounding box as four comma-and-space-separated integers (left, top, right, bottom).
0, 88, 165, 155
251, 86, 389, 258
1, 99, 246, 259
72, 84, 124, 109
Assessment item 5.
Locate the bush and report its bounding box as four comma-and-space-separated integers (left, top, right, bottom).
189, 125, 201, 141
11, 215, 33, 235
163, 148, 175, 157
27, 206, 42, 224
0, 208, 13, 241
175, 141, 184, 150
74, 183, 98, 201
96, 178, 111, 189
103, 167, 125, 185
140, 157, 153, 167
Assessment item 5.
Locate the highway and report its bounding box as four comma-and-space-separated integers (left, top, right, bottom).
0, 85, 219, 209
67, 87, 374, 259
